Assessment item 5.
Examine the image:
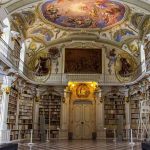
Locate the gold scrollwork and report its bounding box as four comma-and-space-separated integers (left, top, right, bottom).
76, 83, 90, 98
35, 96, 40, 102
125, 97, 129, 103
3, 87, 11, 94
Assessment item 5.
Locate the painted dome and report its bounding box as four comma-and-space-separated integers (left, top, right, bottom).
39, 0, 127, 29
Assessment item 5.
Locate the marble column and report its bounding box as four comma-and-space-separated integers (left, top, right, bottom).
0, 76, 13, 143
59, 89, 70, 139
95, 89, 106, 139
124, 89, 130, 139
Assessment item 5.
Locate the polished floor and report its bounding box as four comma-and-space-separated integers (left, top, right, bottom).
18, 140, 142, 150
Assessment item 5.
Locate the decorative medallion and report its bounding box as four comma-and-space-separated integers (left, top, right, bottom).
39, 0, 127, 30
76, 83, 90, 98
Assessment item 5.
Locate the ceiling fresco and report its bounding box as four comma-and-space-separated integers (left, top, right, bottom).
39, 0, 127, 29
8, 0, 150, 83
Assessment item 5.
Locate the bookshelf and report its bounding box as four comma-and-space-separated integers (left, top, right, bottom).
39, 94, 61, 138
50, 95, 61, 138
39, 95, 50, 128
104, 95, 125, 138
18, 93, 33, 138
130, 93, 140, 134
7, 87, 18, 130
130, 85, 148, 136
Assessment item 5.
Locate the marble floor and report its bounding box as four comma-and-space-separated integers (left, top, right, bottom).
18, 140, 142, 150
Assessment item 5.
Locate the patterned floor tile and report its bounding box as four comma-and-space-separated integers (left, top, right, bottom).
18, 140, 142, 150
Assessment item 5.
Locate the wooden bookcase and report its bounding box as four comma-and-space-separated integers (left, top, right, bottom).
130, 94, 140, 134
104, 95, 125, 138
18, 93, 33, 139
50, 95, 61, 138
39, 94, 61, 138
39, 95, 50, 128
7, 87, 18, 130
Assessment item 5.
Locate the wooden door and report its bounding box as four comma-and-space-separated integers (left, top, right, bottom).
73, 100, 93, 139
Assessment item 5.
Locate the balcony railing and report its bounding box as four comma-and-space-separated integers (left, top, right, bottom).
0, 37, 146, 85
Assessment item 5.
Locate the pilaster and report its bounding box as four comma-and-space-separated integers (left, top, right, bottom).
33, 88, 40, 131
95, 88, 106, 139
59, 88, 70, 139
124, 88, 130, 139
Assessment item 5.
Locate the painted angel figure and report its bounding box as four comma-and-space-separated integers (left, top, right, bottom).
106, 48, 117, 74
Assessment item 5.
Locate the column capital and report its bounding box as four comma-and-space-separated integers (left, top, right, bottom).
1, 76, 14, 94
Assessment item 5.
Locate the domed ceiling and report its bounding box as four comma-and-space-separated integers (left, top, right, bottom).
39, 0, 127, 29
8, 0, 150, 83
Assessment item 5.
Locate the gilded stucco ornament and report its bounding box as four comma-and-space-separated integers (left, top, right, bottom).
128, 39, 140, 57
35, 96, 40, 102
125, 97, 129, 103
2, 86, 11, 94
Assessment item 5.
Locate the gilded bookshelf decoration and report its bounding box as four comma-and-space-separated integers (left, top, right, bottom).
76, 83, 90, 98
3, 87, 11, 94
125, 97, 129, 103
35, 96, 40, 102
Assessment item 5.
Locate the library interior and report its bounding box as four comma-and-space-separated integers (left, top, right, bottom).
0, 0, 150, 149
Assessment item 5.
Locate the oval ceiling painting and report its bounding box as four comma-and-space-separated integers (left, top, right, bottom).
39, 0, 127, 29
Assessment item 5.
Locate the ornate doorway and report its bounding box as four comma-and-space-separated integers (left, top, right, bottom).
72, 100, 94, 139
59, 82, 105, 140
